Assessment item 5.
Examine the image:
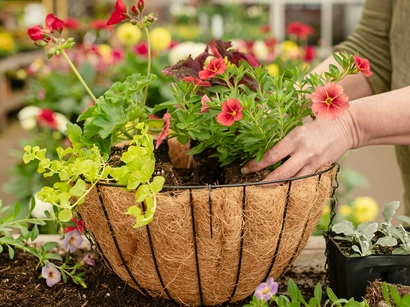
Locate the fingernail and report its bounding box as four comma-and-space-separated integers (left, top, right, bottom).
241, 167, 248, 174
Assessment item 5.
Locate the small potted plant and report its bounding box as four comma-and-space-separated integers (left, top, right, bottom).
325, 200, 410, 301
22, 0, 374, 305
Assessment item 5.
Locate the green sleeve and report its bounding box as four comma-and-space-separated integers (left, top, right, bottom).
334, 0, 392, 94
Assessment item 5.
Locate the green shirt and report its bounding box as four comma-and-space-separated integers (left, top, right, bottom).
335, 0, 410, 215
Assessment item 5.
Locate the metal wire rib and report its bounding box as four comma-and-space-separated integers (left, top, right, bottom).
96, 186, 149, 296
208, 186, 213, 238
262, 180, 293, 283
227, 185, 247, 303
190, 189, 204, 306
143, 200, 177, 304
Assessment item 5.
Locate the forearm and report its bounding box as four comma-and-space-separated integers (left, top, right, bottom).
348, 86, 410, 148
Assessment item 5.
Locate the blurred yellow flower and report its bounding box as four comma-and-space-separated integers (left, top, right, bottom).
0, 32, 15, 51
116, 23, 141, 46
280, 40, 300, 59
352, 196, 379, 223
266, 63, 279, 76
150, 27, 172, 52
338, 204, 352, 217
98, 44, 113, 62
322, 205, 331, 215
174, 25, 200, 40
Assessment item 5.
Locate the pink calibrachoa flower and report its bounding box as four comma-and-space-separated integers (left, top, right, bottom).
63, 229, 83, 253
216, 98, 243, 126
106, 0, 128, 26
311, 82, 350, 120
200, 95, 211, 113
354, 54, 373, 77
81, 253, 95, 267
155, 113, 171, 149
198, 58, 227, 80
182, 76, 212, 87
64, 217, 85, 234
254, 277, 278, 303
42, 263, 61, 287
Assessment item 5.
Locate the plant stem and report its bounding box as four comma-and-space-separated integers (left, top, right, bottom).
142, 27, 151, 108
61, 49, 97, 103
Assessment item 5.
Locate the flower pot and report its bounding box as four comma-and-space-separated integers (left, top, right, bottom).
324, 232, 410, 301
78, 164, 338, 306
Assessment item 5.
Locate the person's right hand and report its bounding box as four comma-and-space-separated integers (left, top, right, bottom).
241, 112, 356, 182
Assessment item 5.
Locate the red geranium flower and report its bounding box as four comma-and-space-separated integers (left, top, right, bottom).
91, 19, 109, 30
198, 58, 227, 80
64, 18, 80, 29
200, 95, 211, 113
45, 13, 64, 33
155, 113, 171, 149
133, 42, 148, 56
64, 217, 85, 234
354, 54, 373, 77
182, 76, 212, 87
27, 25, 45, 41
303, 45, 316, 62
311, 82, 349, 120
216, 98, 243, 126
107, 0, 128, 26
37, 108, 58, 129
286, 21, 315, 39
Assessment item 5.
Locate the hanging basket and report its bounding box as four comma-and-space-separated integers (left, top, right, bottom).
78, 163, 339, 306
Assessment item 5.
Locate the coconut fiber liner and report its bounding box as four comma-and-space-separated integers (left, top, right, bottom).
78, 164, 337, 307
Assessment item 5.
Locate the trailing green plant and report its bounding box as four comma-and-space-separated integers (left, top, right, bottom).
382, 282, 410, 307
331, 201, 410, 256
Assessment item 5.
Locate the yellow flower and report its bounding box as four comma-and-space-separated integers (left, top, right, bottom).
280, 40, 300, 59
0, 32, 14, 51
338, 204, 352, 217
266, 63, 279, 76
352, 196, 379, 223
98, 44, 113, 62
322, 205, 331, 215
150, 27, 172, 52
116, 23, 141, 46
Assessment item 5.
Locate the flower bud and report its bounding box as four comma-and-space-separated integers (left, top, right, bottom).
137, 0, 144, 12
130, 19, 137, 25
35, 40, 48, 47
131, 5, 139, 16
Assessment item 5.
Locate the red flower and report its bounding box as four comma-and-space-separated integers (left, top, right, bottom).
91, 19, 109, 30
198, 58, 227, 80
155, 113, 171, 149
311, 82, 349, 120
303, 45, 316, 62
182, 76, 211, 87
37, 108, 58, 129
200, 95, 211, 113
45, 13, 64, 33
137, 0, 144, 12
132, 42, 148, 56
106, 0, 128, 26
27, 25, 45, 41
354, 54, 372, 77
286, 22, 315, 39
64, 18, 80, 29
64, 218, 85, 234
216, 98, 243, 126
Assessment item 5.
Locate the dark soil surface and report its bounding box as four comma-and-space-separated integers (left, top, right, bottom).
0, 248, 324, 307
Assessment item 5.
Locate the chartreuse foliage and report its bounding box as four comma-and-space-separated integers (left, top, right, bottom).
23, 122, 164, 229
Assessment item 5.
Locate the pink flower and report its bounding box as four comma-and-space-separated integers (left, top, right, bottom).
198, 58, 227, 80
106, 0, 128, 26
155, 113, 171, 149
311, 82, 350, 120
62, 229, 83, 253
45, 13, 64, 33
254, 277, 278, 302
64, 217, 85, 234
37, 108, 57, 129
354, 54, 372, 77
81, 253, 95, 266
133, 42, 148, 56
182, 76, 211, 87
200, 95, 211, 113
286, 22, 315, 39
216, 98, 243, 126
42, 263, 61, 287
27, 25, 44, 41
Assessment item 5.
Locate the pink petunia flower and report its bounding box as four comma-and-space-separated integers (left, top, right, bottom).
42, 263, 61, 287
198, 58, 227, 80
62, 229, 83, 253
354, 54, 373, 77
106, 0, 127, 26
182, 76, 211, 87
155, 113, 171, 149
200, 95, 211, 113
311, 82, 350, 120
216, 98, 243, 126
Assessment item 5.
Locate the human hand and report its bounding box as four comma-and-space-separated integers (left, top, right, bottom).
241, 114, 355, 182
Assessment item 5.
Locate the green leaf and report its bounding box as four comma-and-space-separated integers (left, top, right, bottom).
70, 179, 86, 197
31, 225, 39, 241
8, 246, 15, 259
58, 209, 73, 223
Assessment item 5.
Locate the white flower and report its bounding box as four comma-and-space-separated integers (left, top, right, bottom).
168, 41, 207, 65
31, 192, 53, 218
253, 40, 269, 62
18, 106, 40, 130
